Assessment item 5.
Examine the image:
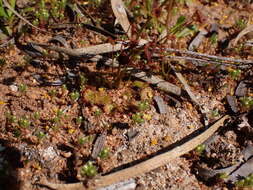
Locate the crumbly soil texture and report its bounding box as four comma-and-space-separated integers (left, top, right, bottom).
0, 0, 253, 190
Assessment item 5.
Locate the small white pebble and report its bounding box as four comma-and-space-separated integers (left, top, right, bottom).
9, 84, 18, 92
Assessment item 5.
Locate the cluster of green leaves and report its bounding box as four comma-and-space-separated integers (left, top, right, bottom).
33, 0, 67, 26
0, 0, 16, 35
80, 161, 97, 177
5, 112, 43, 138
98, 147, 110, 159
78, 135, 94, 145
132, 112, 145, 124
170, 15, 198, 38
236, 173, 253, 188
229, 68, 241, 80
240, 96, 253, 109
51, 109, 65, 125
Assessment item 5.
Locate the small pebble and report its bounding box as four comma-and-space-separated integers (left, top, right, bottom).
9, 84, 18, 92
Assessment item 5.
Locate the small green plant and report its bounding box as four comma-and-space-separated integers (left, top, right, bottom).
195, 144, 206, 155
80, 161, 97, 177
236, 18, 247, 30
33, 111, 40, 120
211, 109, 220, 118
13, 129, 21, 137
76, 116, 83, 125
70, 91, 80, 101
132, 112, 145, 124
229, 68, 241, 80
240, 96, 253, 109
217, 172, 229, 179
0, 0, 16, 35
94, 108, 102, 116
78, 135, 94, 145
79, 74, 87, 90
51, 109, 64, 124
138, 100, 150, 111
36, 131, 46, 140
18, 84, 27, 92
50, 0, 67, 20
210, 33, 218, 45
98, 147, 110, 159
5, 112, 17, 123
235, 173, 253, 188
18, 117, 30, 128
48, 89, 57, 97
33, 0, 49, 26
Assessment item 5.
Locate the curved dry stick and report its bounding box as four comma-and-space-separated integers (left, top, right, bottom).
38, 115, 229, 190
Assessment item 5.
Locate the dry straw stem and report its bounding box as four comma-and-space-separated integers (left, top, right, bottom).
38, 115, 230, 190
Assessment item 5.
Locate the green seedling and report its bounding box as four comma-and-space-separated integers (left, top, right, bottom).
13, 128, 21, 137
50, 0, 67, 20
217, 172, 228, 179
48, 89, 57, 97
236, 18, 247, 30
210, 33, 218, 45
70, 91, 80, 101
195, 144, 205, 155
211, 109, 220, 118
94, 108, 102, 116
80, 161, 97, 177
33, 0, 49, 25
236, 173, 253, 188
36, 131, 46, 140
132, 112, 145, 124
175, 25, 198, 38
0, 59, 6, 67
18, 84, 27, 92
52, 116, 60, 124
5, 112, 17, 123
61, 84, 68, 91
78, 135, 94, 145
229, 69, 241, 80
138, 100, 150, 111
170, 15, 186, 34
76, 116, 83, 125
0, 0, 16, 35
98, 147, 110, 159
79, 74, 87, 90
33, 111, 40, 120
56, 109, 64, 117
240, 96, 253, 109
18, 117, 30, 128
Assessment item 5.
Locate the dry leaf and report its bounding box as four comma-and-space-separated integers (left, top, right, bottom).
111, 0, 131, 38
